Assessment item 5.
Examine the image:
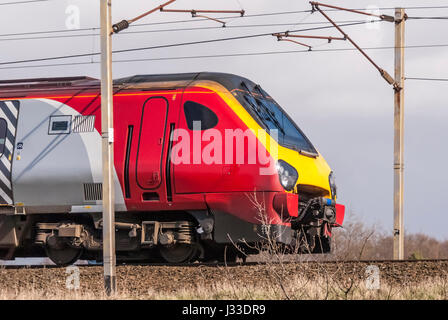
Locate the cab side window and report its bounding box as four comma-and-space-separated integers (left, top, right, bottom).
184, 101, 218, 130
0, 119, 7, 158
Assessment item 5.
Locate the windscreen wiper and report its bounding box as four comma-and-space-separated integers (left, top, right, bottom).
254, 90, 285, 135
259, 101, 285, 135
254, 85, 283, 124
241, 82, 257, 103
241, 81, 265, 117
254, 84, 267, 98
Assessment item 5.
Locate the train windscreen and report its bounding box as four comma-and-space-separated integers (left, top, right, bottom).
237, 83, 317, 155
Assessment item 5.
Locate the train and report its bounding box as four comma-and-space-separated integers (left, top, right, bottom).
0, 72, 344, 265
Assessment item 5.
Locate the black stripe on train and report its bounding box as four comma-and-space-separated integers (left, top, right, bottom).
0, 101, 20, 205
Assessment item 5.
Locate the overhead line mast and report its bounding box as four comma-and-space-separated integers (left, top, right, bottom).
100, 0, 116, 296
393, 8, 406, 260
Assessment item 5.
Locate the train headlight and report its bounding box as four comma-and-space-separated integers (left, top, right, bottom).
276, 160, 298, 191
329, 171, 337, 199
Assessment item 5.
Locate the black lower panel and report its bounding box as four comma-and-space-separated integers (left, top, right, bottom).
212, 210, 292, 245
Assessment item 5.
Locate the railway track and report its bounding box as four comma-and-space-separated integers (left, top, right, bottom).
1, 258, 447, 299
1, 258, 448, 269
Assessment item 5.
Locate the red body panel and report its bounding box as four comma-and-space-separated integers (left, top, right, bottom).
273, 193, 299, 218
335, 204, 345, 227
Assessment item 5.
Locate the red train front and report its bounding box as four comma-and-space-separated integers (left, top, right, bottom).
0, 72, 344, 265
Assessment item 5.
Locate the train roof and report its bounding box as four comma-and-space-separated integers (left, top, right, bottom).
115, 72, 256, 89
0, 72, 257, 98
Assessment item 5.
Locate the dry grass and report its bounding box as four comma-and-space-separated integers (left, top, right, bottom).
0, 274, 446, 300
2, 260, 447, 300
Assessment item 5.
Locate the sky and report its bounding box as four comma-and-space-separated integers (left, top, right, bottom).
0, 0, 447, 240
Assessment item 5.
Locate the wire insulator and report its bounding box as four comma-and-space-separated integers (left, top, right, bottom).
112, 20, 130, 33
380, 14, 395, 22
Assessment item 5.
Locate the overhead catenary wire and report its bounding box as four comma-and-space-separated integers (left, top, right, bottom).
0, 0, 49, 5
406, 16, 448, 20
395, 6, 448, 9
0, 10, 318, 38
319, 5, 448, 11
1, 43, 447, 71
0, 20, 381, 67
405, 77, 448, 82
0, 4, 447, 71
0, 20, 374, 42
2, 5, 448, 39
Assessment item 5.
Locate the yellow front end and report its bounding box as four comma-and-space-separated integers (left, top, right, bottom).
277, 145, 332, 197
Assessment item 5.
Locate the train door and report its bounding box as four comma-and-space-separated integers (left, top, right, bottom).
135, 97, 169, 198
0, 101, 19, 205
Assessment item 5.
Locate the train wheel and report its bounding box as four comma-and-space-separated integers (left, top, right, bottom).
159, 243, 198, 264
45, 236, 83, 266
